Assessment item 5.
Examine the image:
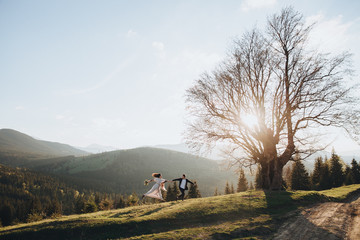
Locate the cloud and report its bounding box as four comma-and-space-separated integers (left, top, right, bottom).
15, 106, 24, 110
56, 114, 65, 120
56, 114, 74, 122
126, 29, 137, 38
152, 41, 165, 51
240, 0, 277, 12
306, 13, 357, 53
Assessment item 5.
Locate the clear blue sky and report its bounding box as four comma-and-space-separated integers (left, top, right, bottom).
1, 0, 359, 151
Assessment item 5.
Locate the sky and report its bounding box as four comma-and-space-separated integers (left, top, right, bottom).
1, 0, 360, 151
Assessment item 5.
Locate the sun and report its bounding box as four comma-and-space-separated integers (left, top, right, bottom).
241, 114, 258, 129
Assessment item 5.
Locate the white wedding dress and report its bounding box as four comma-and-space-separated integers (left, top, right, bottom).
144, 178, 167, 200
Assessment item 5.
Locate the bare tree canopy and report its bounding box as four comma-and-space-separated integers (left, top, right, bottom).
185, 7, 359, 190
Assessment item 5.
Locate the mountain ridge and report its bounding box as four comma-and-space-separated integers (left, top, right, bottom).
25, 146, 238, 196
0, 128, 88, 158
0, 129, 238, 196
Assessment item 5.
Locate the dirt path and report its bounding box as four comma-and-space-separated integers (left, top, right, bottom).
273, 193, 360, 240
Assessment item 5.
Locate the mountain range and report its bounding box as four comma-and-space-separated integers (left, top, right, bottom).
0, 128, 237, 196
0, 128, 88, 158
1, 128, 358, 196
76, 144, 119, 153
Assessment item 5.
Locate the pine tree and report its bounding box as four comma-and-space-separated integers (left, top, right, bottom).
188, 181, 201, 198
99, 198, 112, 211
230, 183, 235, 194
350, 159, 360, 184
237, 168, 248, 192
320, 160, 332, 190
74, 196, 86, 213
84, 200, 97, 213
344, 165, 353, 185
165, 183, 179, 201
290, 160, 310, 190
172, 182, 180, 199
165, 184, 174, 201
311, 157, 323, 190
0, 204, 14, 226
46, 199, 62, 216
115, 195, 126, 208
214, 187, 219, 196
283, 162, 293, 189
224, 181, 231, 194
249, 181, 254, 190
94, 192, 101, 206
329, 151, 344, 187
126, 192, 139, 206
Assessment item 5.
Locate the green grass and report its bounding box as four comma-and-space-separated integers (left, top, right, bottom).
1, 184, 359, 240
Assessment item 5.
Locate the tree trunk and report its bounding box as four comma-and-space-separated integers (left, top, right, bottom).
259, 128, 284, 190
260, 159, 284, 190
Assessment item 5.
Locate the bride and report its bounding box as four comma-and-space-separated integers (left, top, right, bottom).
142, 173, 169, 201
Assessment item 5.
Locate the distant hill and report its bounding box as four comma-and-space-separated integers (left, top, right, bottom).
154, 143, 191, 154
26, 147, 238, 196
154, 143, 224, 160
0, 129, 88, 159
76, 144, 119, 153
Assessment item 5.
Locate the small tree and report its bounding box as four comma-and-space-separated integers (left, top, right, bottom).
230, 183, 235, 194
166, 183, 179, 201
214, 187, 219, 196
84, 200, 97, 213
127, 192, 139, 206
172, 182, 180, 198
224, 181, 231, 194
329, 151, 344, 187
165, 183, 173, 201
237, 168, 248, 192
188, 181, 201, 198
290, 160, 310, 190
74, 196, 86, 214
0, 204, 14, 226
282, 162, 293, 189
115, 195, 126, 209
249, 182, 254, 190
99, 199, 112, 211
311, 157, 324, 190
344, 165, 353, 185
350, 159, 360, 184
46, 199, 62, 217
320, 160, 332, 190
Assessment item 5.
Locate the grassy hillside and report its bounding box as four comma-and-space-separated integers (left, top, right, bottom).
28, 147, 238, 196
1, 184, 359, 240
0, 129, 88, 160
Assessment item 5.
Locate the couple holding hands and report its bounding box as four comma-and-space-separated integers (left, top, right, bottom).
142, 173, 194, 201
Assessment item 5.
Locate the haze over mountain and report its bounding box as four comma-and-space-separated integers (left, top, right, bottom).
156, 143, 360, 164
76, 144, 119, 153
0, 129, 88, 158
154, 143, 225, 160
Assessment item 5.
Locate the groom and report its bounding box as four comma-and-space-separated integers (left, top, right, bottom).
172, 174, 194, 201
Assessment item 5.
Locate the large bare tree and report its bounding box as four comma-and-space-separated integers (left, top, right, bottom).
185, 7, 359, 190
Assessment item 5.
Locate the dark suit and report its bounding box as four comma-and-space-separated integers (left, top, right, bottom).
172, 178, 194, 200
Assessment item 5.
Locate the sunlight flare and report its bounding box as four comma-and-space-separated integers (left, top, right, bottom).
241, 113, 259, 129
